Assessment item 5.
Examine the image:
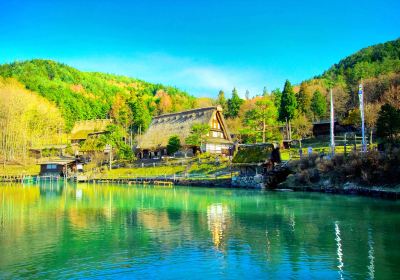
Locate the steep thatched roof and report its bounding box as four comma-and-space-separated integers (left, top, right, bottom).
70, 119, 113, 140
137, 107, 232, 150
232, 143, 275, 165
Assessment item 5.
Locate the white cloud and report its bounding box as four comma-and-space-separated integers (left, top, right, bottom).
65, 53, 281, 98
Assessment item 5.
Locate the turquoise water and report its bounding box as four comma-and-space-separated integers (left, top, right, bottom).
0, 183, 399, 279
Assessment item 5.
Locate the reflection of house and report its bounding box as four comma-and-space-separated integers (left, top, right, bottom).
136, 106, 233, 157
70, 119, 113, 144
207, 203, 229, 249
231, 143, 281, 188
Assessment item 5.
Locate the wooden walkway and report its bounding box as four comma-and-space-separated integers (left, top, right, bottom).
89, 177, 175, 187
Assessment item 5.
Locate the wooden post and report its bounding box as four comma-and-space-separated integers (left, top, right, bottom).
354, 134, 357, 152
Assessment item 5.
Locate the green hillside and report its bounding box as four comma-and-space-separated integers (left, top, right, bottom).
296, 38, 400, 122
0, 59, 196, 130
320, 38, 400, 85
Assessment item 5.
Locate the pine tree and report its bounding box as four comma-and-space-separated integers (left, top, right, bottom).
216, 90, 227, 112
245, 90, 250, 100
296, 83, 312, 117
310, 90, 327, 121
271, 88, 282, 114
376, 103, 400, 143
226, 87, 244, 118
262, 86, 268, 97
279, 80, 297, 139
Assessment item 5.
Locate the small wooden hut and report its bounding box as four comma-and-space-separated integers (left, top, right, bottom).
38, 158, 77, 177
136, 106, 233, 158
231, 143, 281, 188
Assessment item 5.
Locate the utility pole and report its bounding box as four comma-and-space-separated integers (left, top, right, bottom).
358, 83, 366, 152
109, 145, 112, 171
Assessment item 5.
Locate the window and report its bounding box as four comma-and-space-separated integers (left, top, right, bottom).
46, 164, 57, 170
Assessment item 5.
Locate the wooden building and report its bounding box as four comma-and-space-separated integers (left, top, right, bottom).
39, 158, 77, 177
136, 106, 233, 157
38, 158, 85, 180
231, 143, 281, 188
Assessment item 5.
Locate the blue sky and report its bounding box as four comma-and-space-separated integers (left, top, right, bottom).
0, 0, 399, 97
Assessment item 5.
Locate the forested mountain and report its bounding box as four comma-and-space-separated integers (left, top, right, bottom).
295, 38, 400, 125
0, 59, 196, 130
320, 38, 400, 84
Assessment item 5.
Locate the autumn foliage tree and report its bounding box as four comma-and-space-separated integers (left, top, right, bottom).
0, 78, 64, 163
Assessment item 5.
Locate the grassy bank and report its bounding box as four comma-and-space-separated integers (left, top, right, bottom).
0, 164, 39, 176
95, 154, 231, 179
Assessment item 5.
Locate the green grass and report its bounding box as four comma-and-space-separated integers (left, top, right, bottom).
0, 164, 40, 176
101, 165, 186, 178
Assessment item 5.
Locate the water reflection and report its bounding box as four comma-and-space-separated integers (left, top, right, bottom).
368, 227, 375, 280
0, 184, 399, 279
335, 221, 344, 280
207, 203, 230, 249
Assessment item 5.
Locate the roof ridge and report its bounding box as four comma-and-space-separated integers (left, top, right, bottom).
153, 107, 218, 119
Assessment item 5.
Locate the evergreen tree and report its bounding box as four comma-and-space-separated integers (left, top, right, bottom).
310, 90, 327, 120
245, 90, 250, 100
130, 94, 152, 134
271, 88, 282, 114
376, 103, 400, 143
262, 86, 268, 97
296, 83, 312, 117
167, 135, 181, 155
226, 87, 244, 118
216, 90, 227, 112
278, 80, 297, 140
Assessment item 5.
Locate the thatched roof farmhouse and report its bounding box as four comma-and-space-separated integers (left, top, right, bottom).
70, 119, 113, 143
136, 106, 233, 156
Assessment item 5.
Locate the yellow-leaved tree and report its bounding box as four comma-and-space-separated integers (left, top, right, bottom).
0, 78, 64, 164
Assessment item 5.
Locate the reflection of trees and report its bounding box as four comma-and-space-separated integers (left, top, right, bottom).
0, 184, 399, 278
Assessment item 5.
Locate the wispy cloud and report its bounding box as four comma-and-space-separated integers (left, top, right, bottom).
65, 53, 281, 98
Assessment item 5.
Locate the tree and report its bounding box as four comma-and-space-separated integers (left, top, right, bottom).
110, 94, 132, 132
271, 88, 282, 113
291, 114, 313, 145
155, 90, 173, 114
364, 102, 382, 144
130, 94, 152, 134
376, 103, 400, 143
167, 135, 181, 155
185, 124, 210, 151
342, 108, 361, 128
278, 80, 297, 140
216, 90, 227, 112
296, 83, 312, 117
310, 90, 327, 120
244, 97, 278, 143
226, 87, 244, 118
99, 124, 134, 160
262, 86, 268, 97
245, 90, 250, 100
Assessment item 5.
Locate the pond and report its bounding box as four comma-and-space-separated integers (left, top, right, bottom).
0, 183, 399, 279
